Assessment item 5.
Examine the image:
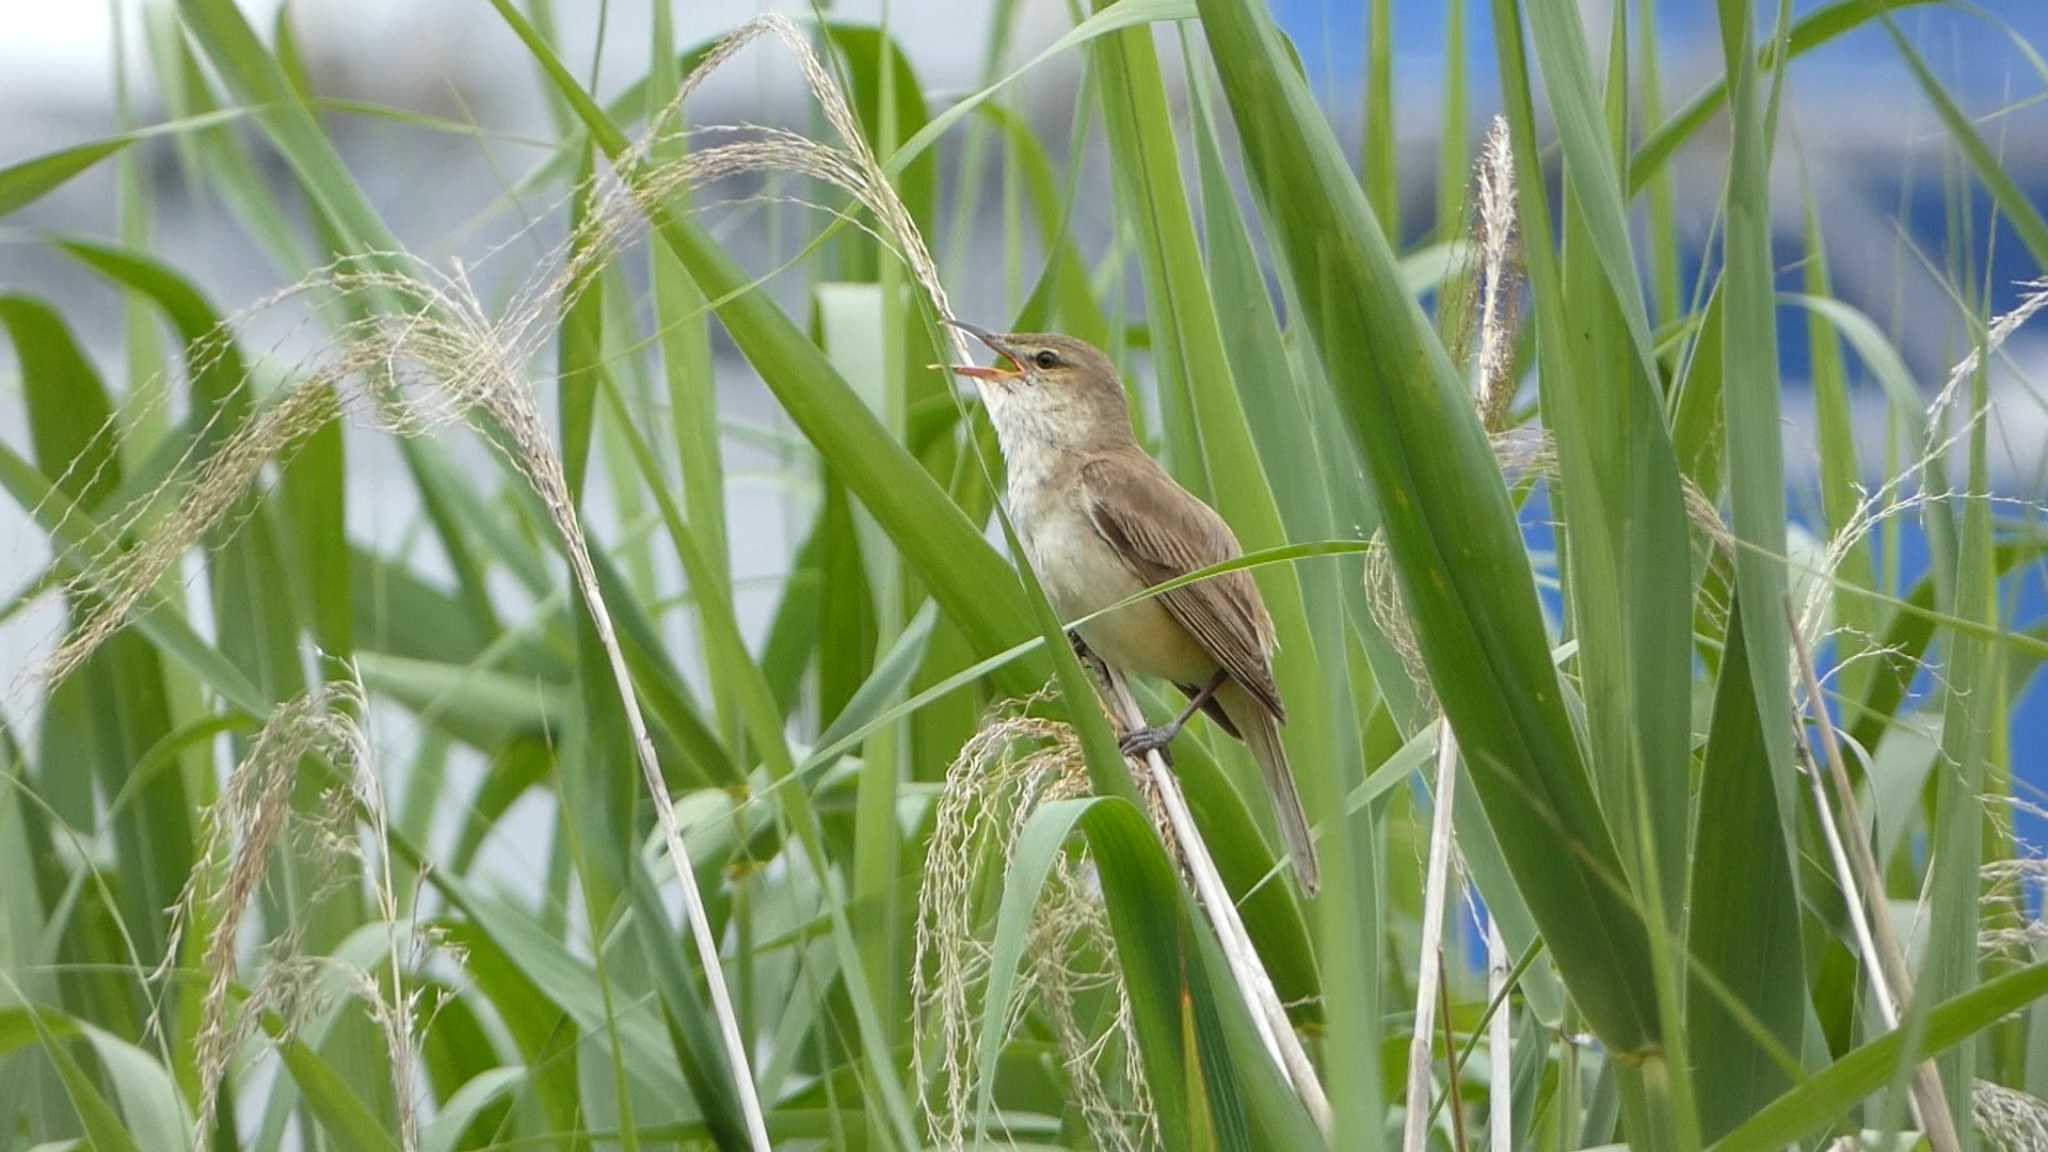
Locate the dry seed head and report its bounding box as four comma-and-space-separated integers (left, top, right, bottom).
1924, 278, 2048, 459
1976, 793, 2048, 959
1796, 278, 2048, 666
161, 679, 370, 1150
1976, 1082, 2048, 1151
154, 672, 434, 1150
913, 698, 1156, 1152
1474, 116, 1523, 433
1361, 530, 1434, 712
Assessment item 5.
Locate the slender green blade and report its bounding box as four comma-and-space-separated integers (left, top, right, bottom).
646, 0, 736, 750
1801, 199, 1876, 702
627, 861, 748, 1151
1517, 0, 1695, 930
1436, 0, 1465, 244
1877, 11, 2048, 267
2, 297, 192, 991
1685, 600, 1804, 1138
270, 1030, 404, 1152
1187, 44, 1378, 1139
1710, 962, 2048, 1151
145, 10, 308, 273
1505, 8, 1701, 1137
1088, 13, 1208, 496
279, 406, 350, 669
15, 1011, 145, 1152
817, 278, 908, 1102
0, 141, 129, 217
175, 0, 402, 256
1713, 0, 1799, 840
1363, 0, 1396, 241
1636, 0, 1679, 325
1926, 341, 1999, 1138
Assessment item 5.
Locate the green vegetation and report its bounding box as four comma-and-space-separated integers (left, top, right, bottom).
3, 0, 2047, 1148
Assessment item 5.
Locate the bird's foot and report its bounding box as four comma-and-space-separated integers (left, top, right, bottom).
1118, 726, 1176, 764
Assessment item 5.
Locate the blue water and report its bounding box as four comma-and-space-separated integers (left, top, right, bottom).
1271, 0, 2048, 112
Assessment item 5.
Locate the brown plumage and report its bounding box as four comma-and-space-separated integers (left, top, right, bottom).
949, 322, 1319, 895
1081, 453, 1286, 719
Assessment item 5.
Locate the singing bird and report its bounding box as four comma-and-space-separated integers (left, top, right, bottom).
948, 320, 1319, 895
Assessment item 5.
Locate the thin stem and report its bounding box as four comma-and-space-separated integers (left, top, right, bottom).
1796, 689, 1895, 1031
1438, 947, 1469, 1152
562, 531, 772, 1151
1404, 722, 1461, 1152
1487, 918, 1512, 1152
1428, 938, 1543, 1135
1100, 667, 1334, 1135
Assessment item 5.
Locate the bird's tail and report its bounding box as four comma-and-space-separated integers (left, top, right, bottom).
1220, 684, 1320, 897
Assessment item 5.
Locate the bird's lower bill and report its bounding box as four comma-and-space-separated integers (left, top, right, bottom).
951, 364, 1021, 383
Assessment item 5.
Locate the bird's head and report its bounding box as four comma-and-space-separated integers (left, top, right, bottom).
945, 320, 1133, 456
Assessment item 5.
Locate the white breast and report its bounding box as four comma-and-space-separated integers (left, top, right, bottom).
1010, 476, 1215, 685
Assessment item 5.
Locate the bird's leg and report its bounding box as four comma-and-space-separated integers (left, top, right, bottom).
1119, 669, 1229, 762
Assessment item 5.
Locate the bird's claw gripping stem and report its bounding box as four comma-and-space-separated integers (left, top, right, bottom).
1119, 726, 1176, 763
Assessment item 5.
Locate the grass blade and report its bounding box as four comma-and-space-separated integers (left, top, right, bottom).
1710, 962, 2048, 1151
1924, 331, 1999, 1136
1685, 600, 1804, 1137
1629, 0, 1936, 192
1712, 0, 1800, 863
1363, 0, 1397, 241
2, 297, 193, 992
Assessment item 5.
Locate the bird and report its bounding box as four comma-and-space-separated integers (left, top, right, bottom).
947, 319, 1319, 895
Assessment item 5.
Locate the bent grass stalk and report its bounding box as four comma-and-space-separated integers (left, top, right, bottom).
1787, 599, 1959, 1150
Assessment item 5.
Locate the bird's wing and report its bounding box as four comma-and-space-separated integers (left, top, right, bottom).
1079, 452, 1285, 721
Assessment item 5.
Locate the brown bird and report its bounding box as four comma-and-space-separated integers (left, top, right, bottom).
948, 320, 1319, 895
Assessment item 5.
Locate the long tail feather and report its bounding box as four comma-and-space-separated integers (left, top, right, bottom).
1221, 684, 1319, 896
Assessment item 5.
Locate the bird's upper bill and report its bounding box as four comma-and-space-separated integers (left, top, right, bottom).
943, 318, 1023, 381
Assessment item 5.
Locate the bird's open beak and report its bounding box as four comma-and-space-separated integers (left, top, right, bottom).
950, 364, 1020, 381
943, 317, 1022, 381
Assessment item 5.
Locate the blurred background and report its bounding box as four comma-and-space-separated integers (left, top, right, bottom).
4, 0, 2048, 830
5, 10, 2048, 1144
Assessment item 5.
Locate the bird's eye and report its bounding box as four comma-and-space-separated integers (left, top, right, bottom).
1034, 349, 1058, 370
